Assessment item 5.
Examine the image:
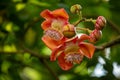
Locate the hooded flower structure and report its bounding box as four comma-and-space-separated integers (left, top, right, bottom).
50, 35, 95, 70
40, 8, 76, 50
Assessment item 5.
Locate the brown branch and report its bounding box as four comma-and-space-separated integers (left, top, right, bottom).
0, 51, 22, 54
0, 47, 59, 80
22, 47, 48, 60
21, 46, 59, 80
107, 19, 120, 34
96, 36, 120, 51
41, 59, 59, 80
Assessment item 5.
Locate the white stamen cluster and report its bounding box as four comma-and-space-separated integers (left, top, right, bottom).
65, 53, 83, 63
45, 29, 63, 41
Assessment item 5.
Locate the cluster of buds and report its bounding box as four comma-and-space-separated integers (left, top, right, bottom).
89, 29, 102, 43
89, 16, 106, 42
40, 4, 106, 70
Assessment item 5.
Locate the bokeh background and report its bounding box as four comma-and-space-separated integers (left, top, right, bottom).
0, 0, 120, 80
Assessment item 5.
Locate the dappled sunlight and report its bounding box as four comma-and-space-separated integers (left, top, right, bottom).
113, 62, 120, 79
91, 63, 108, 77
20, 67, 41, 80
105, 48, 111, 59
15, 3, 26, 11
3, 44, 17, 52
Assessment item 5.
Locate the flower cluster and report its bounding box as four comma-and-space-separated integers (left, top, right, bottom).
89, 16, 106, 42
40, 5, 106, 70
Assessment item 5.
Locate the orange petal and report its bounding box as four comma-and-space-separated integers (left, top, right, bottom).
42, 35, 60, 50
41, 20, 52, 30
50, 45, 64, 61
52, 8, 69, 20
58, 52, 73, 70
40, 9, 54, 20
42, 35, 66, 50
79, 42, 95, 58
79, 34, 90, 42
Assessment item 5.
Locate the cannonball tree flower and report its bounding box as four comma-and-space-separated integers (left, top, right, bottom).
50, 35, 95, 70
40, 8, 76, 50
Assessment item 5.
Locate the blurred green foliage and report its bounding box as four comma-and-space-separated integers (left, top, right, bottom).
0, 0, 120, 80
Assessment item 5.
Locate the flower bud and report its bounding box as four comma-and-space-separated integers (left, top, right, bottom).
89, 29, 102, 42
70, 4, 82, 14
63, 24, 76, 38
95, 16, 106, 30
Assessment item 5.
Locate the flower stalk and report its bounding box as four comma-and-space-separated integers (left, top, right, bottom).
76, 27, 92, 33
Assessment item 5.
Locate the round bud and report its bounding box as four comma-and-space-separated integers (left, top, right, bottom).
95, 16, 106, 30
70, 4, 82, 14
63, 24, 76, 38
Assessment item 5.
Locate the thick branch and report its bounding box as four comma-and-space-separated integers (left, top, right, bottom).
96, 36, 120, 51
0, 51, 23, 54
22, 47, 49, 60
0, 47, 59, 80
107, 19, 120, 34
21, 46, 59, 80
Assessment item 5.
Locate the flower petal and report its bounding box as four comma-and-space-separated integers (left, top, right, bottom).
41, 20, 52, 30
40, 9, 54, 20
79, 34, 90, 42
52, 8, 69, 20
79, 42, 95, 58
50, 45, 64, 61
58, 52, 73, 70
42, 35, 60, 50
42, 35, 66, 50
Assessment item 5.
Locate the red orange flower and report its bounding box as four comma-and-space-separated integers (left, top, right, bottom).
50, 35, 95, 70
40, 8, 69, 30
40, 8, 76, 50
40, 8, 97, 70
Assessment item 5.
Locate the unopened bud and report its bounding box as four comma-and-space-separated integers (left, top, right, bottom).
95, 16, 106, 30
70, 4, 82, 14
63, 24, 76, 38
89, 29, 102, 42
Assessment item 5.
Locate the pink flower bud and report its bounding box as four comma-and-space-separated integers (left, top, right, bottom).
89, 29, 102, 42
95, 16, 106, 30
63, 24, 76, 38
